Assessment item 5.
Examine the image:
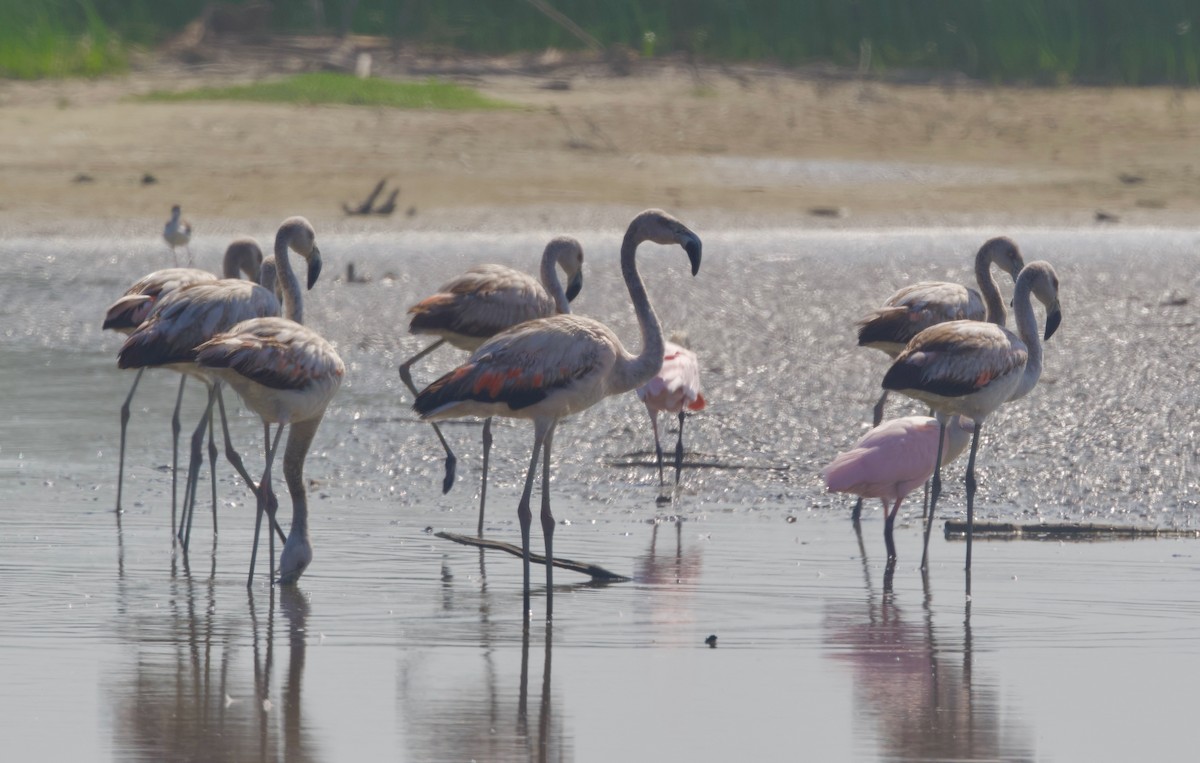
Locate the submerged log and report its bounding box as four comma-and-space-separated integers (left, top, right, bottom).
434, 531, 631, 581
944, 521, 1200, 540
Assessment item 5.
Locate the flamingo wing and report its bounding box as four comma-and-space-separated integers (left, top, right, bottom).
637, 341, 705, 411
414, 315, 611, 417
858, 281, 985, 351
196, 317, 345, 391
822, 416, 943, 501
882, 320, 1026, 399
408, 264, 555, 340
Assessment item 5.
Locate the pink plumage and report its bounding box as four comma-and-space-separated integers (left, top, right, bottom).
823, 415, 974, 559
636, 339, 705, 488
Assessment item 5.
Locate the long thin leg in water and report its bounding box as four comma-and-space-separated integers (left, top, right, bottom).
540, 420, 558, 621
399, 339, 456, 494
248, 423, 286, 587
516, 419, 551, 622
919, 416, 949, 571
883, 497, 902, 560
170, 375, 187, 535
673, 411, 686, 485
207, 403, 219, 536
649, 409, 664, 486
963, 421, 983, 578
215, 386, 286, 544
179, 383, 217, 552
116, 368, 145, 512
477, 417, 493, 537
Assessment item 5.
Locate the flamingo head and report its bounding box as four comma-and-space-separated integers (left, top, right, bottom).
981, 236, 1024, 281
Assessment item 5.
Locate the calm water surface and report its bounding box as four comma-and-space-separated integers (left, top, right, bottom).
1, 225, 1198, 761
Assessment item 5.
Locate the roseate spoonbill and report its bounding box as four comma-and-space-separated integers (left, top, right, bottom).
881, 261, 1062, 575
823, 415, 974, 559
104, 239, 263, 518
163, 204, 193, 264
398, 236, 585, 528
195, 218, 344, 586
635, 336, 705, 489
414, 209, 701, 620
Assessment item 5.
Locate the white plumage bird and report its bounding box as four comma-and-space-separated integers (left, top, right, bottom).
163, 204, 193, 265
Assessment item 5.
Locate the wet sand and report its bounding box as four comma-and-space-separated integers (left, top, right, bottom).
1, 225, 1198, 760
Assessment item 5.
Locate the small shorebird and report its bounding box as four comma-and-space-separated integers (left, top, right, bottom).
163, 204, 193, 265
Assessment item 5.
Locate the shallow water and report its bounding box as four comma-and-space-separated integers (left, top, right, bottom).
1, 225, 1198, 761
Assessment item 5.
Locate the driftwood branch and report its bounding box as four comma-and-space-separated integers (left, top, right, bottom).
342, 177, 387, 215
944, 521, 1200, 540
434, 531, 630, 581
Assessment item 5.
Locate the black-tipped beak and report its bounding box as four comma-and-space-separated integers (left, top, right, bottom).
685, 238, 702, 276
306, 248, 322, 290
1044, 306, 1062, 340
566, 271, 583, 302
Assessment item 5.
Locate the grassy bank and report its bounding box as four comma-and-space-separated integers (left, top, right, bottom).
5, 1, 1200, 85
140, 72, 515, 109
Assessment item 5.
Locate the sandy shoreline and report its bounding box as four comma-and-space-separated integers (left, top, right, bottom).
3, 44, 1200, 236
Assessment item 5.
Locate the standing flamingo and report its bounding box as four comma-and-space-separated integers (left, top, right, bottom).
414, 209, 701, 620
398, 236, 585, 529
857, 237, 1024, 426
195, 219, 344, 586
118, 222, 322, 550
823, 415, 974, 560
104, 239, 263, 516
635, 335, 706, 490
163, 204, 194, 264
881, 261, 1062, 576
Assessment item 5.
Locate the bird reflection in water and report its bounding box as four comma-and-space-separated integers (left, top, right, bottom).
406, 550, 570, 761
823, 524, 1034, 762
111, 574, 316, 762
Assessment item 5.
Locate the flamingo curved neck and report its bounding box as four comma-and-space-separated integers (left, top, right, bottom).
976, 248, 1007, 326
540, 251, 569, 314
1008, 276, 1043, 401
274, 229, 304, 324
609, 227, 664, 395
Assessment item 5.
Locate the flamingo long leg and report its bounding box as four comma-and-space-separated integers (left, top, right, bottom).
963, 421, 983, 578
477, 417, 493, 537
648, 408, 664, 486
516, 419, 551, 621
116, 368, 145, 512
539, 420, 558, 620
215, 385, 286, 544
247, 423, 285, 586
179, 383, 217, 551
920, 416, 949, 571
398, 339, 456, 494
170, 374, 187, 535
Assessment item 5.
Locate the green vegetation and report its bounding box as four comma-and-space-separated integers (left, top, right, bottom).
4, 1, 1200, 85
140, 72, 515, 109
0, 0, 126, 78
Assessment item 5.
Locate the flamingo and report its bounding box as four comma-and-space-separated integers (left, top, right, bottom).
118, 221, 322, 550
881, 261, 1062, 576
194, 219, 345, 586
414, 209, 701, 620
163, 204, 193, 265
823, 415, 975, 560
635, 335, 706, 490
857, 237, 1024, 426
104, 239, 263, 518
398, 236, 585, 528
